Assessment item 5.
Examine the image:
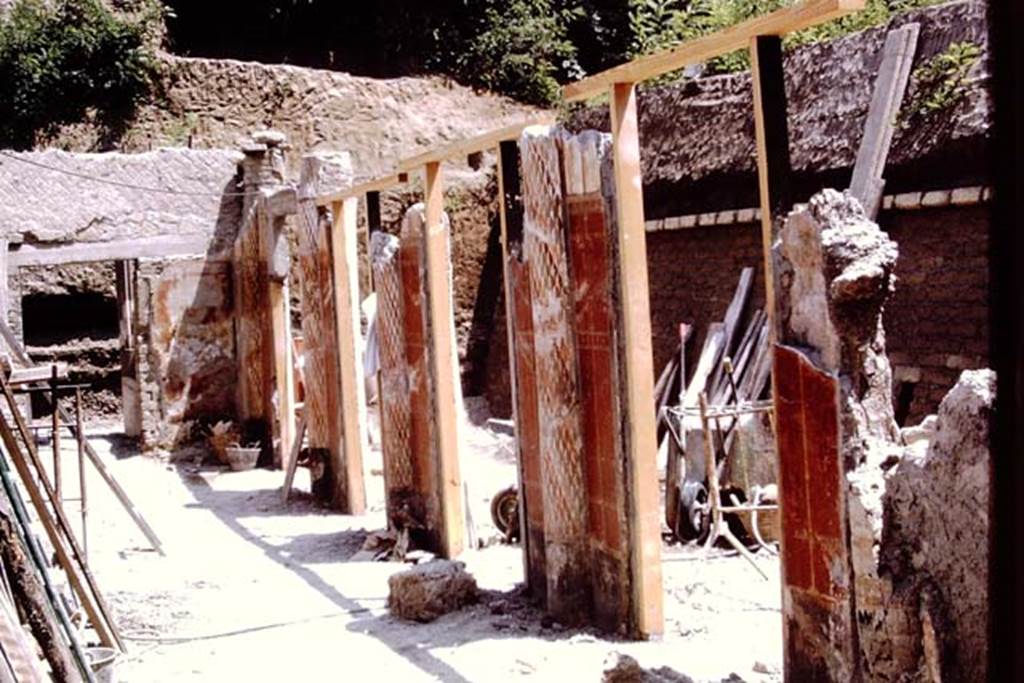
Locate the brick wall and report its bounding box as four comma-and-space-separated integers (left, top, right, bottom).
482, 204, 989, 427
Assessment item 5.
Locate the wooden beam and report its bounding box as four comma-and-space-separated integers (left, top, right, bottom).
609, 82, 664, 638
849, 23, 920, 218
496, 138, 532, 581
397, 116, 557, 172
420, 161, 465, 558
268, 272, 295, 468
564, 0, 864, 102
329, 198, 368, 514
751, 35, 793, 338
6, 363, 67, 386
8, 235, 220, 267
315, 173, 407, 207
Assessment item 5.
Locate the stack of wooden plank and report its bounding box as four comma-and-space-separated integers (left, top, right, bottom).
660, 268, 773, 537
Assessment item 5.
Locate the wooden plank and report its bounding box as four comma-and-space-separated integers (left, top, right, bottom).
610, 82, 663, 638
7, 363, 67, 385
684, 322, 726, 407
0, 319, 163, 557
8, 235, 218, 267
751, 35, 793, 339
281, 409, 307, 503
398, 116, 557, 172
564, 0, 864, 101
419, 161, 465, 559
268, 277, 295, 468
330, 198, 369, 514
315, 173, 408, 207
496, 138, 534, 585
849, 24, 920, 218
0, 401, 119, 651
707, 267, 754, 400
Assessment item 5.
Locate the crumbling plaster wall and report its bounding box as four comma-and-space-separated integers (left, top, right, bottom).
484, 202, 989, 423
0, 147, 244, 438
774, 189, 991, 681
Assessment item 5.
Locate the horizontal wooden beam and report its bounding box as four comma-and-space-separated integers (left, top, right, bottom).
562, 0, 864, 102
6, 363, 68, 385
8, 235, 219, 267
315, 173, 409, 207
397, 116, 557, 172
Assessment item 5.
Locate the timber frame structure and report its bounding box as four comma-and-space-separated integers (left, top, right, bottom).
307, 0, 864, 648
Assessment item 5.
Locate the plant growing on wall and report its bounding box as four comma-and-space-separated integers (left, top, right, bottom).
0, 0, 164, 149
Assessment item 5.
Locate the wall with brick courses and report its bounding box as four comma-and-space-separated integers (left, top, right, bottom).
880, 203, 989, 425
483, 203, 988, 427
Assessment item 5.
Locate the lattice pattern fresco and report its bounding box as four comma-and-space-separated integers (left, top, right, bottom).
372, 231, 414, 495
296, 193, 337, 454
520, 128, 589, 617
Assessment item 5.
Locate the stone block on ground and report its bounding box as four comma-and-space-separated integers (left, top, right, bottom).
387, 560, 478, 622
601, 653, 694, 683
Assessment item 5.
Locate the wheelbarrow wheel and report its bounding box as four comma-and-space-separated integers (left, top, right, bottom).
675, 481, 710, 543
490, 486, 520, 543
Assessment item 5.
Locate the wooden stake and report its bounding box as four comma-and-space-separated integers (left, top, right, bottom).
610, 81, 664, 638
421, 161, 465, 559
0, 318, 163, 556
51, 366, 60, 505
330, 198, 368, 514
75, 387, 87, 561
0, 396, 121, 650
750, 35, 793, 339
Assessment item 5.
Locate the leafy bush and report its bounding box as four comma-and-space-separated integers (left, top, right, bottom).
0, 0, 163, 149
452, 0, 584, 106
627, 0, 949, 77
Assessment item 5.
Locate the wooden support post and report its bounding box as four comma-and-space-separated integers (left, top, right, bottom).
0, 239, 8, 332
50, 367, 60, 505
271, 285, 295, 468
849, 24, 920, 218
421, 161, 465, 559
497, 138, 545, 592
258, 198, 295, 468
750, 35, 793, 337
366, 190, 383, 291
115, 260, 141, 438
609, 82, 664, 638
75, 387, 87, 560
330, 198, 368, 514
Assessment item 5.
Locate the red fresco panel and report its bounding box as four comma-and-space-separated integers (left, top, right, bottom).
509, 257, 546, 591
399, 236, 436, 520
774, 345, 845, 600
566, 194, 623, 554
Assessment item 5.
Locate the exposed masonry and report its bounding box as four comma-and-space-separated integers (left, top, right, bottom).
643, 186, 992, 232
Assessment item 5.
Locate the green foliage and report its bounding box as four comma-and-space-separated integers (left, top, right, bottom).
0, 0, 163, 149
626, 0, 948, 78
447, 0, 585, 106
901, 40, 982, 123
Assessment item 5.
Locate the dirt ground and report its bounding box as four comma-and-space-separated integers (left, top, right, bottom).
58, 402, 783, 682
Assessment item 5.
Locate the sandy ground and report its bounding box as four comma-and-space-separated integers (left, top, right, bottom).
45, 404, 783, 682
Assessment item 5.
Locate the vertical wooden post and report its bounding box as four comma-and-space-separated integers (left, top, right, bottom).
259, 199, 295, 468
0, 239, 8, 335
366, 191, 382, 291
496, 139, 538, 587
330, 198, 368, 514
115, 261, 141, 438
751, 35, 793, 337
75, 387, 87, 561
269, 274, 295, 468
421, 161, 465, 559
50, 367, 60, 505
609, 81, 664, 638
